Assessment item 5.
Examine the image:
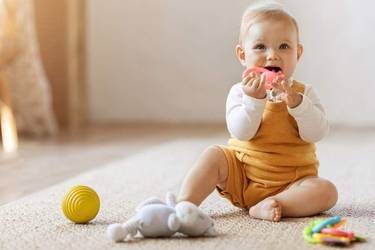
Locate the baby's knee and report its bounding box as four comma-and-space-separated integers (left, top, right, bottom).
202, 145, 228, 184
202, 145, 226, 162
203, 145, 222, 154
319, 179, 338, 208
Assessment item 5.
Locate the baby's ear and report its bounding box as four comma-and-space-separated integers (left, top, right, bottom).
297, 43, 304, 61
235, 45, 246, 66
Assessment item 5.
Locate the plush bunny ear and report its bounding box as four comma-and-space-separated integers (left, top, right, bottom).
166, 191, 177, 207
135, 197, 165, 212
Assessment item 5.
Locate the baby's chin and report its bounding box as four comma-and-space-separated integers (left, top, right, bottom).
280, 68, 295, 80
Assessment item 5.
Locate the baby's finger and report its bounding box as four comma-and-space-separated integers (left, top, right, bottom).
246, 78, 256, 88
260, 72, 266, 85
272, 80, 283, 91
249, 71, 261, 81
281, 80, 290, 92
242, 75, 251, 85
250, 78, 260, 89
242, 72, 255, 85
257, 73, 266, 89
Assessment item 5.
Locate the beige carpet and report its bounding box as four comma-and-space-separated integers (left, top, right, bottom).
0, 131, 374, 250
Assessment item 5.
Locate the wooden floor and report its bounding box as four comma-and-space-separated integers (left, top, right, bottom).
0, 124, 226, 205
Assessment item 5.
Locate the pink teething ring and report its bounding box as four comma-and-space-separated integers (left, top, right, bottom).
242, 67, 284, 90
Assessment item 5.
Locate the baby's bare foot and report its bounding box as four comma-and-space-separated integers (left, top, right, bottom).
249, 198, 282, 222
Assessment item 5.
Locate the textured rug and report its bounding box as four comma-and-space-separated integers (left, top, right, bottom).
0, 133, 374, 250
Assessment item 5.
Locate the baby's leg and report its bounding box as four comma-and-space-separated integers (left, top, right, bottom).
249, 177, 338, 222
177, 145, 228, 206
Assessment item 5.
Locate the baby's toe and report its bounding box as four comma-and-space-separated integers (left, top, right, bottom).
273, 204, 282, 222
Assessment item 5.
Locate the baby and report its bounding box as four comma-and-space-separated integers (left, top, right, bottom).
177, 1, 338, 222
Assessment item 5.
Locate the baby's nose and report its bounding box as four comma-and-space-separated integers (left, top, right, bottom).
266, 49, 280, 61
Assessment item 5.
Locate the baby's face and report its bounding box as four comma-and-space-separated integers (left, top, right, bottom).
240, 18, 302, 80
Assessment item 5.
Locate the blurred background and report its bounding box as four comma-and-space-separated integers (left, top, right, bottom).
2, 0, 374, 133
86, 0, 375, 126
0, 0, 374, 203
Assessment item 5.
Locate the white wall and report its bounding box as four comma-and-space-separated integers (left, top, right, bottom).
87, 0, 375, 126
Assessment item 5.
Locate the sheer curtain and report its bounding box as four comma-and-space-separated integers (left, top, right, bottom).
0, 0, 57, 136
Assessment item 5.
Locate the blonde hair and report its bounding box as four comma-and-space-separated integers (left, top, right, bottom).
239, 1, 300, 46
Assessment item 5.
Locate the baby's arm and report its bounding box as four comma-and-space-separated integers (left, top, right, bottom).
226, 83, 266, 140
288, 85, 329, 142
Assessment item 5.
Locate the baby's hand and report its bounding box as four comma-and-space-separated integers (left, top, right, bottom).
241, 72, 267, 99
272, 77, 302, 108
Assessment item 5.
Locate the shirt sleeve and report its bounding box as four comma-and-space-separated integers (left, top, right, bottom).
287, 84, 330, 143
226, 83, 266, 140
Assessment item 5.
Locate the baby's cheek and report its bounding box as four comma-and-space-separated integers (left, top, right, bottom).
245, 52, 262, 65
285, 58, 298, 77
282, 67, 294, 79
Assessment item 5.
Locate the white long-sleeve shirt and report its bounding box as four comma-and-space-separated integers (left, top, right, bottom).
226, 81, 329, 143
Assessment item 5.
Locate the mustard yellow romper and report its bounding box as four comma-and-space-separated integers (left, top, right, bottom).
217, 81, 319, 208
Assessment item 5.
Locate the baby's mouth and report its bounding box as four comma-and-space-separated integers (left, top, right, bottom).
264, 66, 282, 73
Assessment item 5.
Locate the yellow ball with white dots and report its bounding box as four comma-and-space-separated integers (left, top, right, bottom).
62, 185, 100, 224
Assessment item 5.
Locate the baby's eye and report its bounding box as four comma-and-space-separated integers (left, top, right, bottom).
254, 44, 266, 50
279, 43, 289, 49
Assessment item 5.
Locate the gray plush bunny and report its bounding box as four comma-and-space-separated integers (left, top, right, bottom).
107, 192, 217, 241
